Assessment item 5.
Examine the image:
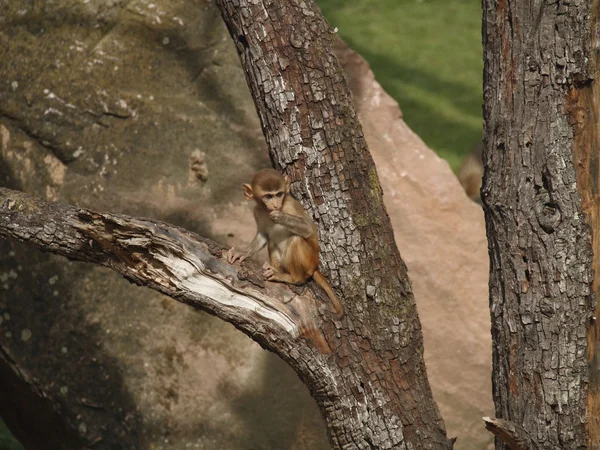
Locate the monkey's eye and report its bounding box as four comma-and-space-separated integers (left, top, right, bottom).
264, 194, 273, 200
276, 192, 284, 198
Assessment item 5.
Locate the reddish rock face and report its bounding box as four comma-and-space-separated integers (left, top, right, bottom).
336, 41, 493, 450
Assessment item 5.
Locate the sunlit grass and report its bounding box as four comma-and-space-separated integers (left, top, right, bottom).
318, 0, 483, 170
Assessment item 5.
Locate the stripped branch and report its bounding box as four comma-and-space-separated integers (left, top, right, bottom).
483, 417, 540, 450
0, 187, 331, 354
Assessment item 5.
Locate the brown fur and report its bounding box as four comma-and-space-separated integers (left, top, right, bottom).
228, 169, 344, 318
457, 142, 484, 203
251, 168, 285, 192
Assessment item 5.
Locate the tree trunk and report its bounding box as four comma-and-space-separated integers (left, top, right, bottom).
482, 0, 600, 448
216, 1, 454, 448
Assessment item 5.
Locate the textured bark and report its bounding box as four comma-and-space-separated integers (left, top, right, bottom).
216, 1, 452, 449
482, 0, 600, 448
483, 418, 540, 450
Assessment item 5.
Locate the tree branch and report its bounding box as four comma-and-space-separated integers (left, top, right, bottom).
0, 186, 331, 354
483, 417, 541, 450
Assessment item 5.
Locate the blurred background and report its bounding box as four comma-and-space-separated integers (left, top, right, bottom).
319, 0, 483, 170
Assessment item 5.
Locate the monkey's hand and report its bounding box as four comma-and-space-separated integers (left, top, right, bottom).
268, 211, 313, 238
269, 210, 283, 223
227, 247, 247, 264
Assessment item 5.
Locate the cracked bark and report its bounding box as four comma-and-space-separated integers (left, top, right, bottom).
482, 0, 600, 448
216, 1, 453, 449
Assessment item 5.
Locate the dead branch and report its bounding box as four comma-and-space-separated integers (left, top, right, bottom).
0, 186, 331, 354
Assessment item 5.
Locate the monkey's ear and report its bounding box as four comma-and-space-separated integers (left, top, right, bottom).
283, 175, 291, 193
243, 183, 254, 200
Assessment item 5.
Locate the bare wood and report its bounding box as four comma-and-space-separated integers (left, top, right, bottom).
0, 186, 330, 353
483, 418, 540, 450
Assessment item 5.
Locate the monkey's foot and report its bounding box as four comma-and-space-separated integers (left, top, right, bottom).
262, 262, 277, 280
262, 263, 298, 285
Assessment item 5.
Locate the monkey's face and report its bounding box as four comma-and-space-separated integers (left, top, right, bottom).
261, 191, 285, 211
243, 171, 290, 211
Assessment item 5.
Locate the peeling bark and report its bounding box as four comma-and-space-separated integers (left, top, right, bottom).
483, 418, 540, 450
482, 0, 599, 448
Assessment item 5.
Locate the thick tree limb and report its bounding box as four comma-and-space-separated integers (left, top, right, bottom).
0, 187, 331, 354
217, 1, 453, 448
483, 417, 540, 450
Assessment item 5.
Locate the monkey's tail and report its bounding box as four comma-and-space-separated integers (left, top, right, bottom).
312, 270, 344, 319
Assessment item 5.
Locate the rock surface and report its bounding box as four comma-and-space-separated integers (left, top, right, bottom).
0, 1, 491, 449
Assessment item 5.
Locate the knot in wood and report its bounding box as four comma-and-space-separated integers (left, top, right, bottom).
539, 298, 555, 317
535, 193, 561, 234
289, 29, 304, 49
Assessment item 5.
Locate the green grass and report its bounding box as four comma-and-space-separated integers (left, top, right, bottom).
317, 0, 483, 170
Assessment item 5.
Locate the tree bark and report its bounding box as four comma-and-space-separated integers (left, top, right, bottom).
215, 0, 452, 448
482, 0, 600, 448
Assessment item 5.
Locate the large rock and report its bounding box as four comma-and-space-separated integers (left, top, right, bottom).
0, 2, 326, 449
0, 1, 491, 449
